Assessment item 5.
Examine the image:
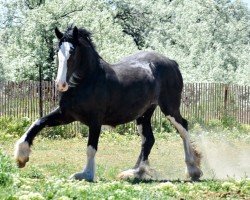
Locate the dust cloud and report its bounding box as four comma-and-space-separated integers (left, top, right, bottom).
199, 134, 250, 179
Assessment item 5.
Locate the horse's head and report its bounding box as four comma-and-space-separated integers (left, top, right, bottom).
55, 26, 78, 92
55, 26, 100, 92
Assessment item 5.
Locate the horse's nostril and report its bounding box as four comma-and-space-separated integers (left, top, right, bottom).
62, 82, 66, 88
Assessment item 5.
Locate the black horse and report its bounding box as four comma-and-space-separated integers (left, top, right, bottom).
14, 26, 202, 181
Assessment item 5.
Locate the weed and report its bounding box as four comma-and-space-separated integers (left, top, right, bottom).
0, 117, 30, 139
0, 148, 18, 186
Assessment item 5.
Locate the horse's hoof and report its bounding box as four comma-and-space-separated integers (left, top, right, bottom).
186, 166, 203, 181
17, 157, 29, 168
118, 166, 153, 180
70, 172, 94, 182
14, 141, 31, 168
117, 169, 137, 180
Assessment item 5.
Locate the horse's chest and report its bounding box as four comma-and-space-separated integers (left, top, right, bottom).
60, 88, 105, 114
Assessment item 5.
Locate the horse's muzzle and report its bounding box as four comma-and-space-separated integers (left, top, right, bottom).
55, 81, 69, 92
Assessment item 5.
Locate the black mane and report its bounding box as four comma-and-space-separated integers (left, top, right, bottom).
65, 25, 96, 50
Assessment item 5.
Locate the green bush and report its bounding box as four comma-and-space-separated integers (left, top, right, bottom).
41, 124, 87, 139
42, 126, 73, 139
0, 149, 18, 186
0, 117, 31, 139
115, 123, 135, 135
0, 117, 87, 139
115, 118, 175, 135
153, 118, 175, 133
221, 115, 239, 128
0, 115, 248, 140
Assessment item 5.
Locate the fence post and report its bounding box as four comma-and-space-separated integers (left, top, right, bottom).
38, 64, 43, 118
224, 84, 229, 117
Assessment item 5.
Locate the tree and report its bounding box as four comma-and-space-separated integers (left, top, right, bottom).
109, 0, 250, 84
145, 0, 250, 84
0, 0, 137, 81
0, 0, 249, 84
107, 0, 153, 49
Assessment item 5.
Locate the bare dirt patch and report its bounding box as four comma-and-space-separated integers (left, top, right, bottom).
199, 134, 250, 179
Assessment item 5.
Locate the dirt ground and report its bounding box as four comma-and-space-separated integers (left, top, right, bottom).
199, 134, 250, 179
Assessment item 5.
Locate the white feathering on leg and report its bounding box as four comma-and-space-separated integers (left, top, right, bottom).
117, 160, 153, 180
167, 115, 202, 180
14, 139, 31, 167
70, 145, 96, 181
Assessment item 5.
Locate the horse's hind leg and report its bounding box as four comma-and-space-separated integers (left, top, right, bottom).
14, 107, 74, 168
118, 106, 156, 180
159, 93, 202, 181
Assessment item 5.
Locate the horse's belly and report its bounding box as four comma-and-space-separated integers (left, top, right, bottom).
103, 98, 157, 126
104, 112, 141, 126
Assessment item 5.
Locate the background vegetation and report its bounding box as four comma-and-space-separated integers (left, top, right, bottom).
0, 1, 250, 199
0, 0, 249, 84
0, 129, 250, 199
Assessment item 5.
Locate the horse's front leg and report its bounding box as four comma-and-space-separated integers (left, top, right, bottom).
14, 108, 73, 168
70, 124, 101, 182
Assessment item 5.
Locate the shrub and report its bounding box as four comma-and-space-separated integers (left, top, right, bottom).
153, 118, 175, 133
0, 149, 18, 186
41, 124, 87, 139
115, 123, 135, 135
42, 126, 75, 139
0, 117, 87, 139
221, 115, 239, 128
0, 117, 31, 139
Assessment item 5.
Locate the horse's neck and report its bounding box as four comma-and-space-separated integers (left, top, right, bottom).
69, 53, 105, 86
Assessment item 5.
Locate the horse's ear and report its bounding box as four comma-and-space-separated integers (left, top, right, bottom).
73, 26, 78, 40
55, 27, 63, 39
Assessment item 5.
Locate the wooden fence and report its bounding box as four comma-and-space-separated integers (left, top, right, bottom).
0, 81, 249, 134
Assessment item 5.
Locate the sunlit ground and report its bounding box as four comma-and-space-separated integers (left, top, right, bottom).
0, 127, 249, 199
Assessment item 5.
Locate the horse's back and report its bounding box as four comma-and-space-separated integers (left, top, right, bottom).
112, 51, 183, 92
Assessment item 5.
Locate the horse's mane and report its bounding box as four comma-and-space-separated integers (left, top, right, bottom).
65, 25, 103, 62
65, 25, 96, 51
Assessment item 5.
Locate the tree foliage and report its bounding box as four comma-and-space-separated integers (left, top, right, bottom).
0, 0, 137, 81
0, 0, 249, 84
110, 0, 250, 84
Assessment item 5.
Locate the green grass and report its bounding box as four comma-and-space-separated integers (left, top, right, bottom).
0, 128, 250, 199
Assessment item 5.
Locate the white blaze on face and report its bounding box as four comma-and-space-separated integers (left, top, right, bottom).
55, 42, 73, 92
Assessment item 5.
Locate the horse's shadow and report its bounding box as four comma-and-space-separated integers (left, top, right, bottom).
123, 178, 209, 184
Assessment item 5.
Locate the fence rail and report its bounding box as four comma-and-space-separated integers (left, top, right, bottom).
0, 81, 249, 134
